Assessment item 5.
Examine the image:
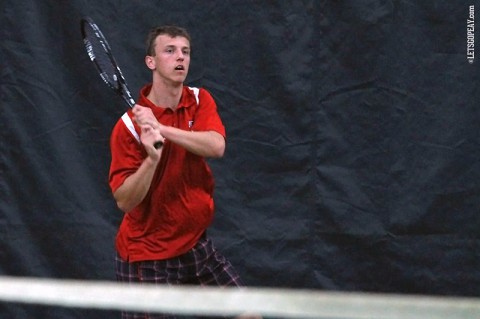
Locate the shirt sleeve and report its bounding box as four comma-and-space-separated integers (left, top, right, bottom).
192, 88, 226, 138
108, 113, 145, 193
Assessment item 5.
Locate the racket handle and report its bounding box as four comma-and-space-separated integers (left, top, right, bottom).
153, 141, 164, 149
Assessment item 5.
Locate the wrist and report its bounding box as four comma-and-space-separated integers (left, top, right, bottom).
144, 153, 161, 166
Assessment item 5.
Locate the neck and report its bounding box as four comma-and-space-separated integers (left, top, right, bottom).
147, 79, 183, 110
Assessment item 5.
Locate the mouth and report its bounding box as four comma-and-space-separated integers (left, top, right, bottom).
174, 65, 185, 71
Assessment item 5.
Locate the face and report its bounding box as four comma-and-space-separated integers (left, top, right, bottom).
145, 34, 191, 85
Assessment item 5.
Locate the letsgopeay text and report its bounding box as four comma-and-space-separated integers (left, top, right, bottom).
467, 5, 475, 63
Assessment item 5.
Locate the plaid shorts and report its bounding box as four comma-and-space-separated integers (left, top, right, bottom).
115, 233, 244, 319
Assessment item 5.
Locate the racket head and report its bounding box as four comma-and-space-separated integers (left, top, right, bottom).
80, 17, 135, 107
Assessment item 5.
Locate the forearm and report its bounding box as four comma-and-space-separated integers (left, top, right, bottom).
161, 126, 225, 158
132, 104, 224, 157
113, 156, 159, 212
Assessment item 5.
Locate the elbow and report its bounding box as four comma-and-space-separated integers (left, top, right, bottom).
204, 131, 225, 158
113, 191, 134, 213
212, 139, 226, 158
116, 200, 131, 213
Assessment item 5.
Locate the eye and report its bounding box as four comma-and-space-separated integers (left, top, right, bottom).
183, 49, 190, 56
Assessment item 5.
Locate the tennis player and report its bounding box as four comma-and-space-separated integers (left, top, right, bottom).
108, 25, 256, 319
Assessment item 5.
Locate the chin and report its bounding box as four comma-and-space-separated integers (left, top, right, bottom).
172, 77, 187, 84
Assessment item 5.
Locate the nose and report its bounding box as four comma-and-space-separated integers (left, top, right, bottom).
177, 50, 185, 60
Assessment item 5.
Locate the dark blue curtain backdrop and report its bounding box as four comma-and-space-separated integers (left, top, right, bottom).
1, 0, 479, 318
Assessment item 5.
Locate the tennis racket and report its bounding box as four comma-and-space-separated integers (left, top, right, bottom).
80, 17, 163, 149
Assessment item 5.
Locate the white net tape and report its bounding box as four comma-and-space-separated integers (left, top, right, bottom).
0, 276, 479, 318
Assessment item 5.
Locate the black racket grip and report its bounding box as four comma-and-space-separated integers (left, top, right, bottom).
154, 141, 164, 149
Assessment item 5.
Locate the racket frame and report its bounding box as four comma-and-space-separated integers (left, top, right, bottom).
80, 17, 163, 149
80, 17, 136, 108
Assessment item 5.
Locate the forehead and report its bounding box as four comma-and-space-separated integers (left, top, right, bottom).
154, 34, 190, 48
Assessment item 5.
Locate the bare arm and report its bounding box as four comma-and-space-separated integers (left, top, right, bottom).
133, 104, 225, 158
160, 126, 225, 158
113, 125, 164, 212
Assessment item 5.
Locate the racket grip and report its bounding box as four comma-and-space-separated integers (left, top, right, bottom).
153, 141, 164, 149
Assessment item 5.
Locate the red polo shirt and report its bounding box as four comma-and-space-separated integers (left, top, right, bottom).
109, 84, 226, 262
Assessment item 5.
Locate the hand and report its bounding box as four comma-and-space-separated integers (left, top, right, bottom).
140, 125, 164, 160
133, 104, 160, 130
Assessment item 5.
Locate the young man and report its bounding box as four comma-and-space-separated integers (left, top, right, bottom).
109, 26, 244, 319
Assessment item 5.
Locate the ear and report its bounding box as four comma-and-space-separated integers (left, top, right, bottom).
145, 55, 155, 70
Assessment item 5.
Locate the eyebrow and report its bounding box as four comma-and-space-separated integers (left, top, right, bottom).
164, 44, 190, 50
